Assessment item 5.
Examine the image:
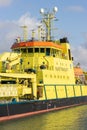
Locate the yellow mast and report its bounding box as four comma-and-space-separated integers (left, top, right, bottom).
21, 25, 28, 42
40, 7, 58, 41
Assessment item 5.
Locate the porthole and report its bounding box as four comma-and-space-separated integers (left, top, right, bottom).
50, 75, 52, 78
57, 75, 59, 78
45, 75, 47, 77
54, 75, 56, 78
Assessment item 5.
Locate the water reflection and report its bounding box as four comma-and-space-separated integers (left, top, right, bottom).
0, 105, 87, 130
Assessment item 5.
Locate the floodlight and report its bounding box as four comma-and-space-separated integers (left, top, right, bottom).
40, 8, 45, 14
53, 7, 58, 13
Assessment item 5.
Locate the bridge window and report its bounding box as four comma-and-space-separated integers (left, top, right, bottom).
40, 48, 45, 53
46, 48, 50, 56
51, 49, 56, 56
35, 48, 39, 53
28, 48, 33, 53
21, 48, 27, 53
14, 49, 20, 53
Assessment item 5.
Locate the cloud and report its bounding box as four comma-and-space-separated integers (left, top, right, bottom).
0, 0, 13, 7
0, 13, 39, 52
66, 5, 85, 12
17, 13, 39, 29
72, 45, 87, 71
0, 21, 19, 52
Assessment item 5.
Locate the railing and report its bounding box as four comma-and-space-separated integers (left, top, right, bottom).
43, 84, 87, 100
0, 84, 18, 97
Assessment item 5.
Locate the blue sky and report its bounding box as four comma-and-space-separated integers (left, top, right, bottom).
0, 0, 87, 70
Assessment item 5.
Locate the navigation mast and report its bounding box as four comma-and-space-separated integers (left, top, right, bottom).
21, 25, 28, 42
40, 7, 58, 41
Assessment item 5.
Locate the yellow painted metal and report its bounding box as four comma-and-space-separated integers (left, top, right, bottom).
74, 85, 81, 96
45, 86, 56, 99
82, 86, 87, 96
39, 84, 87, 100
0, 73, 36, 100
56, 86, 66, 98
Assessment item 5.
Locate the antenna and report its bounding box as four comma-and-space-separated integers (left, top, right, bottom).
31, 29, 35, 41
40, 7, 58, 41
38, 25, 41, 41
38, 25, 46, 41
21, 25, 28, 42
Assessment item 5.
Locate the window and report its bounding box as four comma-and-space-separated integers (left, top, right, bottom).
46, 48, 50, 56
57, 75, 59, 78
50, 75, 52, 78
54, 75, 56, 78
35, 48, 39, 53
63, 76, 65, 79
51, 49, 56, 57
40, 48, 45, 53
14, 49, 20, 53
21, 48, 27, 53
45, 74, 47, 77
28, 48, 33, 53
1, 80, 16, 84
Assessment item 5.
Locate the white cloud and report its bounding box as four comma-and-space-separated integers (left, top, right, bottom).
0, 13, 39, 52
72, 45, 87, 71
0, 21, 20, 52
0, 0, 13, 7
67, 5, 85, 12
17, 13, 39, 29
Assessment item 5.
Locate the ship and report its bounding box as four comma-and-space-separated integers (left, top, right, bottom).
0, 7, 87, 122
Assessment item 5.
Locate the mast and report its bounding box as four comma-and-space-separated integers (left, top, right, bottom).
21, 25, 28, 42
40, 7, 58, 41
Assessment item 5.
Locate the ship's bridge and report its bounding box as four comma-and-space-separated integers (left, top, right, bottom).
11, 41, 63, 58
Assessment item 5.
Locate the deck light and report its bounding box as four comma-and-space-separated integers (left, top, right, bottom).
53, 7, 58, 13
40, 8, 45, 14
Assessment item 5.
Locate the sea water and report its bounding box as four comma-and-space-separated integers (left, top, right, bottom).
0, 105, 87, 130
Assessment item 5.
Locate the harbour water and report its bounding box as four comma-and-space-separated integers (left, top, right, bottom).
0, 105, 87, 130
